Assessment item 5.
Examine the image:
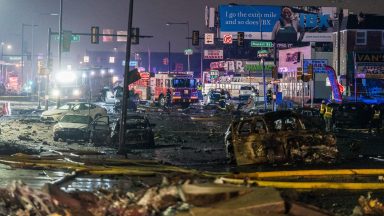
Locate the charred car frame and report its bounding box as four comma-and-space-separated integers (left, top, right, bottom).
225, 111, 338, 165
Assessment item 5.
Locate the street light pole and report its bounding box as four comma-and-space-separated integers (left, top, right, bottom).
57, 0, 63, 108
45, 28, 52, 110
258, 13, 267, 111
166, 21, 190, 71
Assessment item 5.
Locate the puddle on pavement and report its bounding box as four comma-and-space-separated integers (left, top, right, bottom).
0, 163, 66, 189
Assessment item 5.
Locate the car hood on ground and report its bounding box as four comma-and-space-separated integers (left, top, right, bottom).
54, 122, 89, 130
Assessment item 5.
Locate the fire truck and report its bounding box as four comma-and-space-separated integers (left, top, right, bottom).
129, 72, 151, 100
150, 72, 198, 106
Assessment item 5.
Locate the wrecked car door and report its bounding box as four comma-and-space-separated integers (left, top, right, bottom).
90, 115, 111, 145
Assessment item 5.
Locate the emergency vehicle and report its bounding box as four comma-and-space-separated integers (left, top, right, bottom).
150, 72, 198, 106
129, 72, 151, 100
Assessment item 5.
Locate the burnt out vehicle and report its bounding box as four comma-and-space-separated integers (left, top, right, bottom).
333, 102, 371, 129
111, 113, 155, 149
225, 111, 338, 165
293, 107, 325, 130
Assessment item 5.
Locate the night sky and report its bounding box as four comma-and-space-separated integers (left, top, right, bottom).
0, 0, 383, 63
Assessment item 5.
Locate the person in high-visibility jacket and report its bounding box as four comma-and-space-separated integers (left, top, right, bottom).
369, 105, 382, 134
324, 103, 334, 132
320, 100, 326, 118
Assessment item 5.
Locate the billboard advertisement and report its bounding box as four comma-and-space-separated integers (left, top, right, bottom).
355, 53, 384, 79
219, 5, 337, 42
278, 46, 311, 73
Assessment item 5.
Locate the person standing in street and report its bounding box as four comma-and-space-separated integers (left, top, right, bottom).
369, 105, 382, 134
320, 100, 326, 118
324, 102, 333, 132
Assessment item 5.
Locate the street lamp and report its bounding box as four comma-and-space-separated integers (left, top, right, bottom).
166, 21, 191, 71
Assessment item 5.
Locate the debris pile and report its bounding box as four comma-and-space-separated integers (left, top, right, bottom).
357, 192, 384, 215
0, 177, 333, 216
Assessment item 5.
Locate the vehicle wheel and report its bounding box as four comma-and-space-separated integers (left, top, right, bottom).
159, 95, 165, 107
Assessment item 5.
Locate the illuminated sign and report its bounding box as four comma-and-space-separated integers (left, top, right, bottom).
356, 53, 384, 63
278, 46, 311, 73
303, 59, 328, 73
325, 65, 342, 103
102, 29, 113, 42
204, 50, 224, 59
219, 5, 337, 42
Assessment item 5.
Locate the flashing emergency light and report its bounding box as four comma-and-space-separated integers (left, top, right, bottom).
56, 71, 76, 83
52, 89, 60, 97
73, 89, 81, 96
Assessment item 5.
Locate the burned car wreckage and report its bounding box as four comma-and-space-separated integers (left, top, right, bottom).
225, 111, 338, 165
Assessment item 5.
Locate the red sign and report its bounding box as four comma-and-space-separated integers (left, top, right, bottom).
223, 34, 233, 44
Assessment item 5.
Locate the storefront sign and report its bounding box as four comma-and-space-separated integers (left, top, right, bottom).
204, 50, 224, 59
356, 65, 384, 79
356, 53, 384, 63
303, 59, 328, 73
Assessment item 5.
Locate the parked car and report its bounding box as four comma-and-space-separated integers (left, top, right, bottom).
41, 102, 107, 122
111, 113, 155, 149
204, 89, 230, 106
90, 115, 112, 146
225, 110, 338, 165
333, 102, 372, 129
239, 85, 257, 102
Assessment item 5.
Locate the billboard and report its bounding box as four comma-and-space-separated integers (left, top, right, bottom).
355, 52, 384, 79
278, 46, 311, 73
219, 5, 337, 42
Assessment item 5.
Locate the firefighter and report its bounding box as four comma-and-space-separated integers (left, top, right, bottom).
166, 89, 172, 107
324, 102, 334, 132
320, 100, 326, 118
219, 89, 226, 109
369, 105, 382, 134
197, 82, 203, 101
267, 89, 272, 104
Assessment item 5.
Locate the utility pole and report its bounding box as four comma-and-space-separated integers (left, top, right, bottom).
45, 28, 52, 110
57, 0, 63, 108
118, 0, 134, 154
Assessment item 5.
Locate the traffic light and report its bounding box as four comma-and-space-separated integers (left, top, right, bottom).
37, 60, 43, 75
62, 30, 72, 52
192, 30, 199, 46
131, 28, 140, 45
91, 26, 99, 44
297, 67, 303, 81
307, 64, 314, 80
237, 32, 244, 46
